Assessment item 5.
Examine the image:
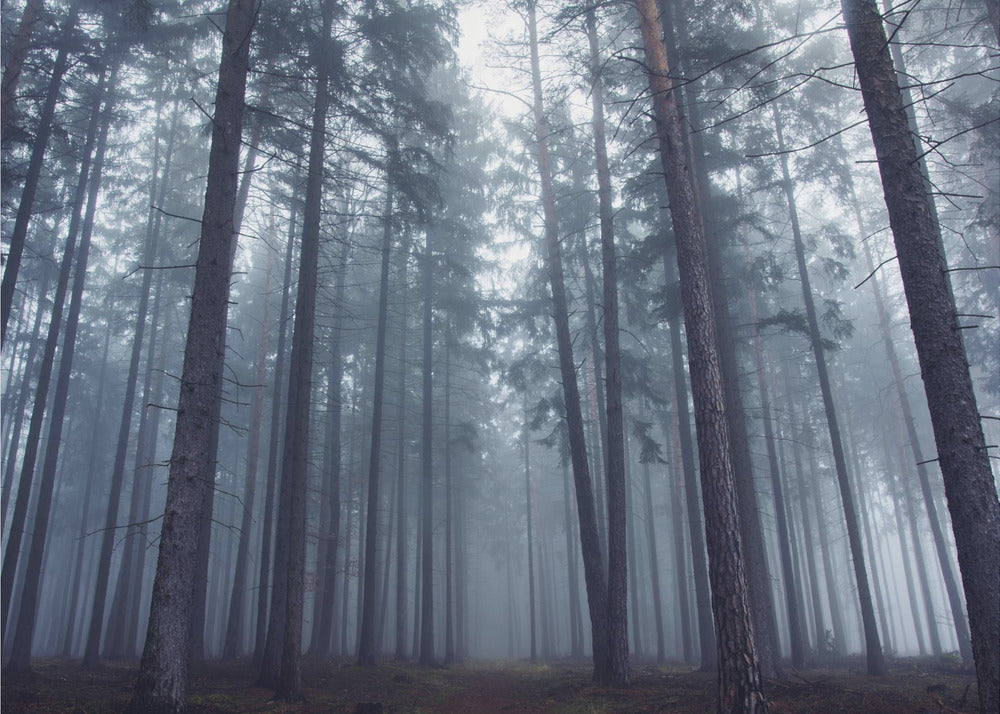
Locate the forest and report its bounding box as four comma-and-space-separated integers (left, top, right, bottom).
1, 0, 998, 712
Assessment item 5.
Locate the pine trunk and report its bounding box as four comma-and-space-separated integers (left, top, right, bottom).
125, 2, 255, 709
636, 1, 767, 710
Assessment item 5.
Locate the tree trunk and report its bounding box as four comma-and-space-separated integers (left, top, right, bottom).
0, 0, 45, 142
773, 104, 885, 676
444, 333, 455, 665
524, 399, 537, 664
1, 62, 106, 630
0, 2, 78, 343
635, 1, 767, 710
4, 69, 115, 672
125, 2, 255, 709
641, 455, 666, 664
419, 224, 435, 666
274, 3, 334, 696
841, 3, 998, 704
357, 158, 395, 667
252, 194, 298, 667
585, 7, 629, 684
393, 264, 410, 660
310, 239, 349, 658
745, 246, 805, 669
526, 0, 609, 683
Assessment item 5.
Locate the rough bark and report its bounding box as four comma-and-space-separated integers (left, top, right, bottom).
841, 1, 999, 707
636, 1, 766, 710
125, 2, 255, 709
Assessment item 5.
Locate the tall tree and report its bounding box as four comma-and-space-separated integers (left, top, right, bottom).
635, 0, 767, 710
125, 1, 257, 709
841, 0, 1000, 709
586, 6, 629, 686
772, 103, 885, 676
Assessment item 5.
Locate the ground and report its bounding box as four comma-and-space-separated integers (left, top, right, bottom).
1, 655, 978, 712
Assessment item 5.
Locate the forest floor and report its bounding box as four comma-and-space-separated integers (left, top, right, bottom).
1, 654, 979, 713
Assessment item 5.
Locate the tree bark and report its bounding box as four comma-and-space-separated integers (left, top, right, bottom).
635, 1, 767, 710
419, 223, 435, 666
126, 2, 255, 709
841, 3, 999, 706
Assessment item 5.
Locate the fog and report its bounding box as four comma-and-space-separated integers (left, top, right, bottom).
1, 0, 998, 711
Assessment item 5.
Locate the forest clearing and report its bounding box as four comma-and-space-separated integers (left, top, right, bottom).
2, 0, 998, 713
1, 656, 982, 712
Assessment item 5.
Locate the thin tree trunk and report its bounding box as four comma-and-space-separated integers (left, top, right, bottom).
773, 104, 885, 676
0, 0, 45, 142
274, 3, 333, 695
745, 247, 805, 669
585, 7, 629, 684
85, 83, 167, 667
393, 268, 410, 660
17, 220, 111, 668
253, 194, 298, 667
310, 239, 349, 658
444, 334, 455, 664
357, 159, 395, 666
526, 0, 609, 682
419, 224, 435, 666
126, 3, 255, 709
641, 454, 666, 664
0, 1, 79, 343
1, 62, 107, 630
635, 1, 766, 709
524, 399, 537, 664
222, 247, 274, 660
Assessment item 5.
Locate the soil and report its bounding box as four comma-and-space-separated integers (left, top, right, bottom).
0, 655, 978, 713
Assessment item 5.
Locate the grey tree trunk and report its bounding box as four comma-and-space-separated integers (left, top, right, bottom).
252, 194, 298, 667
1, 62, 106, 629
841, 1, 999, 707
0, 2, 78, 343
5, 66, 115, 673
125, 2, 255, 709
526, 0, 609, 683
357, 159, 395, 667
773, 104, 885, 676
419, 223, 435, 666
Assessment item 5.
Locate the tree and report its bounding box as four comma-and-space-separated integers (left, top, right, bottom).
841, 0, 1000, 710
635, 0, 767, 710
125, 1, 257, 709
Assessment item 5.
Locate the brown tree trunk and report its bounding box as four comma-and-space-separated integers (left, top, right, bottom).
526, 0, 609, 683
125, 2, 255, 709
635, 1, 766, 709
